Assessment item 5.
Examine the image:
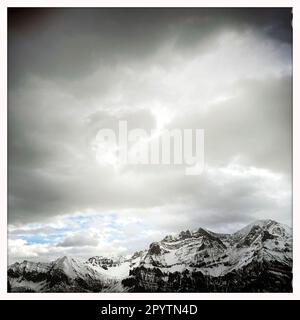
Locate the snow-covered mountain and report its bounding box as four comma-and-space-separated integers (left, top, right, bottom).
8, 219, 292, 292
8, 255, 130, 292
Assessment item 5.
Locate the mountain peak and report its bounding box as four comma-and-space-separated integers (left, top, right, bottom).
8, 219, 292, 293
252, 218, 276, 226
235, 219, 291, 238
148, 242, 161, 255
54, 255, 75, 266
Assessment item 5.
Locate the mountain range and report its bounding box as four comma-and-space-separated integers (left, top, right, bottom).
8, 219, 293, 292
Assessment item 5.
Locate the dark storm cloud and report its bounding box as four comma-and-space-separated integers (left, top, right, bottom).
8, 8, 292, 87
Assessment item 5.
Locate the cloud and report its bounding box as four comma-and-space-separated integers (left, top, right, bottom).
8, 8, 292, 262
169, 76, 292, 174
8, 161, 291, 263
8, 212, 164, 263
8, 8, 292, 87
57, 232, 99, 247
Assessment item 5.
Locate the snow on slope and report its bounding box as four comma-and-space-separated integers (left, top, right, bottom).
130, 219, 292, 277
8, 219, 292, 292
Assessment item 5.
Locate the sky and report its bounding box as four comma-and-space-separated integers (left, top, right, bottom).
8, 8, 292, 263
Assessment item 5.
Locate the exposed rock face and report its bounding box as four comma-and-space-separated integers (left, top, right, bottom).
8, 219, 292, 293
179, 230, 192, 239
148, 242, 161, 255
88, 256, 121, 270
123, 219, 292, 292
123, 259, 292, 292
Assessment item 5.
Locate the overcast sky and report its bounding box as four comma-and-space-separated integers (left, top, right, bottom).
8, 8, 292, 263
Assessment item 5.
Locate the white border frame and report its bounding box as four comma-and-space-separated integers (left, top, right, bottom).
0, 0, 299, 300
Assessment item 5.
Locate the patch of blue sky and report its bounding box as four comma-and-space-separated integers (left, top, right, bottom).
106, 221, 119, 229
63, 215, 92, 229
51, 227, 75, 235
63, 212, 123, 231
12, 211, 152, 247
106, 231, 127, 242
11, 226, 77, 245
18, 234, 55, 245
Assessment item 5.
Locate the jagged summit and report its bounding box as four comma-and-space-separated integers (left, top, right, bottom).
8, 219, 292, 293
54, 255, 76, 266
